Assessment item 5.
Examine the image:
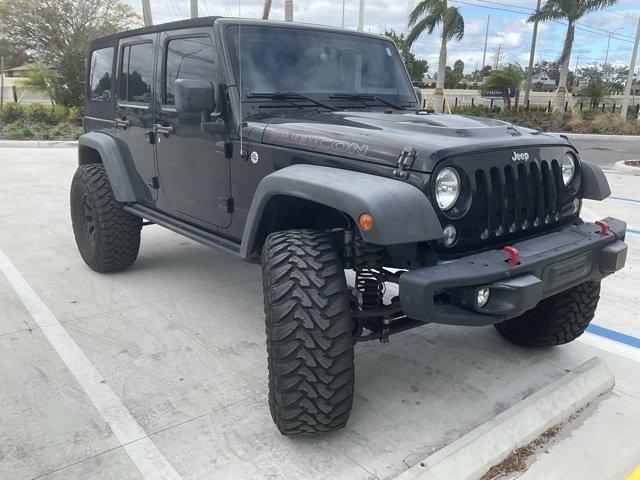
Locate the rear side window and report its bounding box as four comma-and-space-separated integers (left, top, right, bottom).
89, 47, 114, 102
165, 36, 216, 105
120, 42, 154, 104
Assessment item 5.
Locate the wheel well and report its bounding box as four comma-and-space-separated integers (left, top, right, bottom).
253, 195, 351, 255
78, 145, 103, 166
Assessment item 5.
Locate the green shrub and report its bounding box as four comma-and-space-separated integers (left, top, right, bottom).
66, 106, 83, 125
0, 103, 26, 123
32, 122, 55, 140
591, 114, 634, 135
25, 104, 49, 123
5, 120, 33, 140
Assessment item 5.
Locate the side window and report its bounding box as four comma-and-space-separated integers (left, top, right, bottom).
119, 42, 154, 104
165, 36, 216, 105
89, 47, 114, 102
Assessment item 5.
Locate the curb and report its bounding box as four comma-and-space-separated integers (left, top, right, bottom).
394, 357, 614, 480
550, 133, 640, 140
0, 140, 77, 148
614, 161, 640, 175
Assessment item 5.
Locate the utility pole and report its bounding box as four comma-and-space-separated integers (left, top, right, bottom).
494, 44, 502, 69
1, 56, 4, 109
358, 0, 364, 32
142, 0, 153, 27
190, 0, 198, 18
574, 54, 580, 87
524, 0, 541, 106
482, 15, 490, 69
284, 0, 293, 22
621, 16, 640, 120
341, 0, 345, 28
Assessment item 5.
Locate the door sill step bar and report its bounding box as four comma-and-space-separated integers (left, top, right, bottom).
124, 204, 241, 256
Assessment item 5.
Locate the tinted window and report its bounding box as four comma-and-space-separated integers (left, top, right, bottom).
120, 42, 154, 104
89, 47, 114, 102
227, 26, 414, 101
165, 37, 216, 105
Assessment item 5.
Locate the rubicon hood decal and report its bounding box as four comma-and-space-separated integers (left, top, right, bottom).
265, 130, 370, 158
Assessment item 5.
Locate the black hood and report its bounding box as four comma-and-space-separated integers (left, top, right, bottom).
255, 110, 571, 173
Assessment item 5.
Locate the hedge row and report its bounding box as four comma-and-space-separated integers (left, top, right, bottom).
0, 104, 83, 141
451, 105, 640, 135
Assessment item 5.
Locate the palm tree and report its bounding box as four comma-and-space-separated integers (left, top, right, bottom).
481, 64, 524, 112
262, 0, 272, 19
406, 0, 464, 113
528, 0, 618, 112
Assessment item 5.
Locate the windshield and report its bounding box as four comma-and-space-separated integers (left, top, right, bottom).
226, 25, 415, 102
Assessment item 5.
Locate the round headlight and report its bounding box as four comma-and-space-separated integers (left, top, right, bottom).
435, 168, 460, 210
561, 153, 576, 186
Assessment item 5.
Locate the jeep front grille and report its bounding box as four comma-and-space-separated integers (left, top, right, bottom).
431, 146, 581, 256
474, 159, 564, 240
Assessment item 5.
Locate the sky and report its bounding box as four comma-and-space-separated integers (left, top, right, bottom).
124, 0, 640, 74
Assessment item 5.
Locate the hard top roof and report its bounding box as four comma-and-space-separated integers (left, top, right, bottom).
90, 16, 387, 49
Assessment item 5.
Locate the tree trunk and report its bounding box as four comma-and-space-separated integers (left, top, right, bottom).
262, 0, 272, 19
434, 36, 447, 113
555, 21, 574, 112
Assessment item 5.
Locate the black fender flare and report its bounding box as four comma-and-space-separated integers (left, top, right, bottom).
579, 161, 611, 201
77, 132, 136, 203
239, 164, 443, 258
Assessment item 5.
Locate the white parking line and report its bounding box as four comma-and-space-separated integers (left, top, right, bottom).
0, 248, 182, 480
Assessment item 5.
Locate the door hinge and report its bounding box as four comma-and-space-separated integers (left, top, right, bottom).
218, 197, 234, 214
393, 146, 417, 179
148, 176, 160, 190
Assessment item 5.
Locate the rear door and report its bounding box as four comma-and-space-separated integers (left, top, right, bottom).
154, 27, 232, 228
115, 34, 158, 204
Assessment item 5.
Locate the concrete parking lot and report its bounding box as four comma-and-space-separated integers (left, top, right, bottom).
1, 142, 639, 480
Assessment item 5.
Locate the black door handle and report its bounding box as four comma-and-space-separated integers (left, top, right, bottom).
153, 123, 175, 137
143, 129, 156, 144
114, 118, 130, 129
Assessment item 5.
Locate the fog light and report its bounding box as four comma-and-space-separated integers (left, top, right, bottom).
443, 225, 458, 247
476, 287, 490, 308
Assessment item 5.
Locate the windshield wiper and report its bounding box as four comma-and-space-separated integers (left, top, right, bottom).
247, 92, 334, 111
328, 93, 405, 111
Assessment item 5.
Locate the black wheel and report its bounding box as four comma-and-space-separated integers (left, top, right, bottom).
262, 230, 354, 435
495, 281, 600, 347
70, 164, 142, 273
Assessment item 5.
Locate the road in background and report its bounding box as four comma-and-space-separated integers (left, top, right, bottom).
566, 135, 640, 170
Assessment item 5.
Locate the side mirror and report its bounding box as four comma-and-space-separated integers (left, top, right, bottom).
175, 79, 215, 115
413, 86, 423, 105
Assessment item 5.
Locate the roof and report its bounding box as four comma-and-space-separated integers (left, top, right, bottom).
5, 63, 56, 72
91, 16, 386, 49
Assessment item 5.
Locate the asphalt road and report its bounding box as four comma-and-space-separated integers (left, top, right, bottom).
0, 145, 639, 480
566, 135, 640, 170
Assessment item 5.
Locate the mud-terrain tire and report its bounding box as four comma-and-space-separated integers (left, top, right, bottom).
262, 230, 354, 435
70, 164, 142, 273
495, 281, 600, 347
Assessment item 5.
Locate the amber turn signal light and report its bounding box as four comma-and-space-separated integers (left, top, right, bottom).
358, 213, 374, 231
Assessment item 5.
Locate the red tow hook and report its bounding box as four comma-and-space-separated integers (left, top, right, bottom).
595, 220, 609, 236
503, 246, 520, 266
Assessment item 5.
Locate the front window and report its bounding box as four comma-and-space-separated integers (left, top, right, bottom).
226, 25, 414, 102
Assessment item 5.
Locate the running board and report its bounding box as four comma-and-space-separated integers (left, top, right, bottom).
124, 204, 241, 257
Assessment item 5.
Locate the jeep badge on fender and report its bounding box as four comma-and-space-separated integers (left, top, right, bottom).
72, 17, 628, 436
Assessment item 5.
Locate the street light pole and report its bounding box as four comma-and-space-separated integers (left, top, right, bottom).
524, 0, 541, 106
621, 17, 640, 120
190, 0, 198, 18
482, 15, 490, 69
358, 0, 364, 31
341, 0, 345, 28
142, 0, 153, 26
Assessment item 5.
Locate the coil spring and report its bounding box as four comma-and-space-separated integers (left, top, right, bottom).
356, 268, 384, 310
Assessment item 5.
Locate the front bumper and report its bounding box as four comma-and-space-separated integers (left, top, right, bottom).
399, 218, 627, 326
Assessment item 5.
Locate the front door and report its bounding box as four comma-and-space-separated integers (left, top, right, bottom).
154, 28, 232, 228
115, 34, 158, 204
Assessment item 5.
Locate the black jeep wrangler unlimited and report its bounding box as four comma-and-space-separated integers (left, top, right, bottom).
72, 17, 628, 435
